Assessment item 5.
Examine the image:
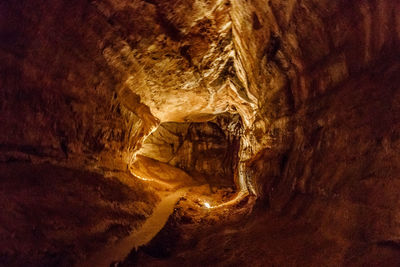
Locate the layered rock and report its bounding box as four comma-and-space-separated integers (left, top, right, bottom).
137, 114, 242, 187
233, 0, 400, 264
1, 0, 399, 265
0, 0, 256, 175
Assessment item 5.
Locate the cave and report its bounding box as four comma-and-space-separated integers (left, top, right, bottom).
132, 113, 242, 190
1, 0, 399, 266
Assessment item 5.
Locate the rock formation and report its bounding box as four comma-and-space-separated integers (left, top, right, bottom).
0, 0, 399, 265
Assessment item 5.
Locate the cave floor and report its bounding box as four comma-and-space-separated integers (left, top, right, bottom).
0, 162, 159, 266
125, 206, 400, 267
80, 187, 189, 267
121, 154, 400, 267
0, 161, 241, 266
1, 162, 400, 266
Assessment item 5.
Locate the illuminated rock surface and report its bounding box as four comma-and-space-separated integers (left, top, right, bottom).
0, 0, 399, 266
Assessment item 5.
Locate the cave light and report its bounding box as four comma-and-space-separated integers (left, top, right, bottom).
201, 190, 248, 210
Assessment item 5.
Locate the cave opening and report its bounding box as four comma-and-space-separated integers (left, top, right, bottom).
128, 112, 246, 202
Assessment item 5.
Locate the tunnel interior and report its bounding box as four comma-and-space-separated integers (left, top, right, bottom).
1, 0, 399, 266
131, 113, 243, 190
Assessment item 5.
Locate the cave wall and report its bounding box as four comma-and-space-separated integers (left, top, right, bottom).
0, 2, 251, 263
138, 114, 242, 186
0, 0, 257, 171
0, 0, 157, 171
0, 1, 165, 264
1, 0, 400, 264
234, 0, 400, 198
1, 0, 398, 211
235, 0, 400, 261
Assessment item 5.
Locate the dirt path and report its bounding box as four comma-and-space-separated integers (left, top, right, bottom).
79, 188, 188, 267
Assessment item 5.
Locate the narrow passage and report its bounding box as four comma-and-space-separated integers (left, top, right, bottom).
79, 188, 188, 267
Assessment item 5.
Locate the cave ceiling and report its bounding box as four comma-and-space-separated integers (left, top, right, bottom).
100, 0, 257, 126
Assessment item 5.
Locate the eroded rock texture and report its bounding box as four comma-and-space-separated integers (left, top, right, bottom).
138, 114, 242, 187
236, 0, 400, 264
0, 162, 159, 266
1, 0, 399, 265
